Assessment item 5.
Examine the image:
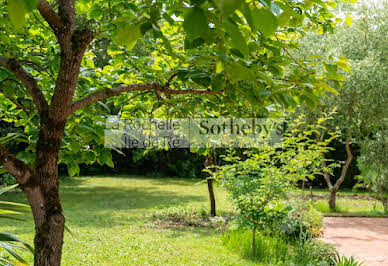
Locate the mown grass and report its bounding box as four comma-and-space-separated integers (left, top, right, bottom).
294, 188, 388, 217
0, 176, 260, 265
1, 176, 386, 265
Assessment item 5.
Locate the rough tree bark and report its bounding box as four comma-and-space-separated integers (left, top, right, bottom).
0, 1, 222, 265
204, 149, 216, 217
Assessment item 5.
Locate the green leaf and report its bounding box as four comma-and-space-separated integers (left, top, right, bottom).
8, 0, 26, 30
0, 242, 28, 264
89, 5, 103, 20
216, 60, 224, 73
225, 22, 249, 57
278, 12, 290, 27
252, 8, 278, 37
67, 163, 80, 177
23, 0, 39, 11
114, 23, 142, 49
183, 7, 207, 39
0, 184, 18, 196
211, 75, 225, 91
97, 149, 114, 167
214, 0, 242, 16
226, 62, 255, 82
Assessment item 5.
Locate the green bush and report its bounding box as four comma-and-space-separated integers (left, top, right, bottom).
151, 206, 210, 227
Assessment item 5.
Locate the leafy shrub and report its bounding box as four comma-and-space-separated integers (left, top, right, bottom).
217, 117, 336, 255
280, 200, 324, 239
150, 206, 228, 228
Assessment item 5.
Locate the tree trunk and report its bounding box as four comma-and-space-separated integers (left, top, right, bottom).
207, 178, 216, 217
28, 113, 67, 265
252, 225, 256, 257
329, 189, 337, 210
204, 150, 216, 217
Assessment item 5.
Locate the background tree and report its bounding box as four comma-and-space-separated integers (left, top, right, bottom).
0, 0, 347, 264
295, 1, 388, 209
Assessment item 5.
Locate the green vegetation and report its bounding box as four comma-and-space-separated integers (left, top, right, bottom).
298, 190, 388, 217
0, 176, 242, 265
0, 176, 379, 265
0, 185, 33, 265
222, 230, 336, 265
0, 0, 386, 264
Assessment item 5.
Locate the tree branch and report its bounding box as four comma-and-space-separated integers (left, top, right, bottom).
70, 83, 222, 114
0, 145, 34, 186
333, 137, 353, 191
0, 56, 48, 114
0, 88, 31, 113
37, 0, 63, 35
58, 0, 75, 35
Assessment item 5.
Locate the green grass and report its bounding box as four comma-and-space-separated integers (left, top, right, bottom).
1, 176, 386, 265
222, 230, 336, 265
0, 175, 260, 265
295, 188, 388, 217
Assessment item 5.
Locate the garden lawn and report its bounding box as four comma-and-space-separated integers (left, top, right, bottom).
0, 175, 260, 265
295, 188, 388, 217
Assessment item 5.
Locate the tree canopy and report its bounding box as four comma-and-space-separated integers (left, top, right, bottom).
0, 0, 351, 265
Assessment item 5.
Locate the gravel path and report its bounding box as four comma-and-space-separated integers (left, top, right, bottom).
321, 217, 388, 266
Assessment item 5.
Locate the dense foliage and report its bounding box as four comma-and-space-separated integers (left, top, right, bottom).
294, 2, 388, 209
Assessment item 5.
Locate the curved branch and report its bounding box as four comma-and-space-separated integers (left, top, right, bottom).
70, 83, 222, 114
0, 56, 48, 114
0, 145, 33, 185
37, 0, 63, 35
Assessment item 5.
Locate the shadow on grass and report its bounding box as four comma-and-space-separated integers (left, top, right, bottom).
1, 176, 207, 232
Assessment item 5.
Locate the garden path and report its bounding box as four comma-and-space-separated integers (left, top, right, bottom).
321, 217, 388, 266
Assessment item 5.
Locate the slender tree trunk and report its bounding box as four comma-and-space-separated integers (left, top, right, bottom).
329, 189, 336, 210
252, 225, 256, 257
322, 137, 353, 210
204, 149, 216, 217
207, 178, 216, 217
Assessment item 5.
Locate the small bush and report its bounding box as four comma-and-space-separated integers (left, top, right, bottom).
150, 206, 228, 228
280, 200, 324, 239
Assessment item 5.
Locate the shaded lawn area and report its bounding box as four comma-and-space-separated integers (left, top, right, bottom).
0, 175, 258, 265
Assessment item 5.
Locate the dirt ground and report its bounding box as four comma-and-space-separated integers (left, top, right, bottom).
321, 217, 388, 266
